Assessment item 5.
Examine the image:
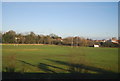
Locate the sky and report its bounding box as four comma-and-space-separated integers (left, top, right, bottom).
1, 0, 120, 2
2, 2, 118, 39
0, 2, 2, 31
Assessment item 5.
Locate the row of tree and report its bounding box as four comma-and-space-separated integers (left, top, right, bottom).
0, 30, 120, 47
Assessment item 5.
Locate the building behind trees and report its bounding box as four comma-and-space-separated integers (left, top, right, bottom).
1, 30, 120, 47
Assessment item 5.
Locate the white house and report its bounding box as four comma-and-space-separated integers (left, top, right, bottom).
93, 44, 99, 47
108, 39, 118, 44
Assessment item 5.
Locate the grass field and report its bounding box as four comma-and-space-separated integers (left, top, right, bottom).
2, 44, 119, 79
2, 45, 118, 73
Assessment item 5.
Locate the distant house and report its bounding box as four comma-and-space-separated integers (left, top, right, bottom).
101, 40, 107, 42
108, 39, 118, 44
93, 44, 99, 47
89, 44, 99, 47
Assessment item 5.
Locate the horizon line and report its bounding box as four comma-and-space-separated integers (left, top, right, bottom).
1, 30, 118, 40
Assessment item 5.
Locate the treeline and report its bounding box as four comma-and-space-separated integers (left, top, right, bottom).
0, 30, 94, 46
0, 30, 120, 47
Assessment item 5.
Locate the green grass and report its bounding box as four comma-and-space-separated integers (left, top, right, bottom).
2, 44, 118, 73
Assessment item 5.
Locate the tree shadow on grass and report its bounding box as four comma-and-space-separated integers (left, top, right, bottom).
46, 59, 117, 74
38, 63, 56, 73
2, 59, 119, 79
17, 60, 64, 73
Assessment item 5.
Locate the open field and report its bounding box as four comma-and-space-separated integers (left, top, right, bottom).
2, 44, 119, 79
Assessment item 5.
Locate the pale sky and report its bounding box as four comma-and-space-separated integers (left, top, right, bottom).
2, 2, 118, 39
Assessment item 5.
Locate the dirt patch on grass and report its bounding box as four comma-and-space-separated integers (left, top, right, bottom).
20, 49, 40, 51
2, 44, 44, 45
3, 49, 41, 52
